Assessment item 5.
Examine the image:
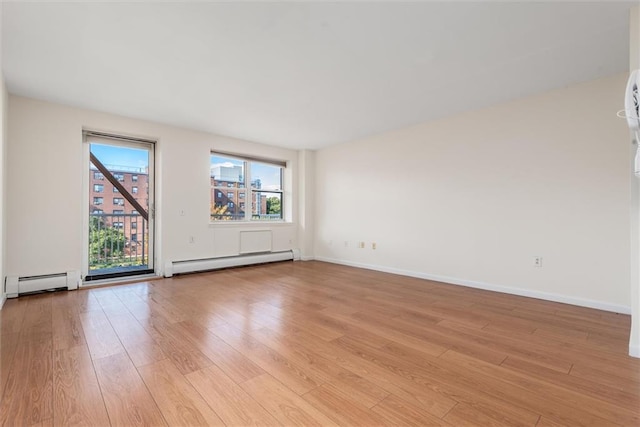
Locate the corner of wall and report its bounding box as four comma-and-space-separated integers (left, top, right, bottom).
297, 149, 316, 260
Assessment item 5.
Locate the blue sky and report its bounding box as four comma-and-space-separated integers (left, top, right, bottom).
90, 143, 149, 171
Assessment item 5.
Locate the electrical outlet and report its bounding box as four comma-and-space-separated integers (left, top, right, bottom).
372, 242, 377, 250
358, 241, 365, 249
533, 256, 542, 267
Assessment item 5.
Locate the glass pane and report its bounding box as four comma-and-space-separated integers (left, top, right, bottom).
250, 162, 282, 191
252, 191, 282, 220
210, 155, 246, 221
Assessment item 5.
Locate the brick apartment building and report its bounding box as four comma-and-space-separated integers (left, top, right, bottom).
89, 165, 149, 244
210, 164, 270, 220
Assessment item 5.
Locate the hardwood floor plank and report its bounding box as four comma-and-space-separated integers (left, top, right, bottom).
322, 310, 450, 357
442, 402, 535, 427
210, 322, 323, 394
135, 314, 213, 375
288, 329, 458, 418
241, 373, 338, 426
53, 345, 110, 426
93, 352, 167, 427
0, 297, 28, 335
79, 309, 125, 361
186, 364, 280, 426
371, 394, 452, 426
0, 333, 53, 426
439, 349, 638, 426
171, 319, 265, 383
501, 355, 639, 412
106, 311, 167, 368
52, 300, 86, 351
333, 334, 538, 424
20, 294, 53, 340
436, 319, 573, 373
0, 332, 20, 402
252, 326, 390, 408
302, 384, 388, 426
569, 362, 640, 394
138, 359, 225, 426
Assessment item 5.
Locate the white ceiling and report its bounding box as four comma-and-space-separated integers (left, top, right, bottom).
1, 1, 635, 150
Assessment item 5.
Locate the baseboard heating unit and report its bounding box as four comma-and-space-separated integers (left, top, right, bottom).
164, 250, 297, 277
5, 271, 81, 298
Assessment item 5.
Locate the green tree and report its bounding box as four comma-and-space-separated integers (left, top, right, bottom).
210, 203, 232, 220
89, 216, 126, 261
266, 197, 281, 215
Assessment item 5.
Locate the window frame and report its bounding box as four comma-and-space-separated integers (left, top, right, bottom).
210, 151, 286, 223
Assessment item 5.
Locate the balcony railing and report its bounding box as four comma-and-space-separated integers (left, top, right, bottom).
89, 213, 148, 272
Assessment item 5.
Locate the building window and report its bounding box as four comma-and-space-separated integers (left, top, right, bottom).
132, 175, 138, 182
132, 186, 138, 194
113, 173, 124, 182
113, 198, 124, 206
131, 222, 137, 229
131, 233, 138, 242
113, 210, 124, 214
94, 172, 104, 180
113, 186, 119, 193
113, 222, 124, 228
210, 153, 285, 221
93, 197, 103, 205
92, 209, 103, 214
93, 184, 104, 193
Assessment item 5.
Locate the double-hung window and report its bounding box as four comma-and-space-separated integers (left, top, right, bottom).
210, 153, 285, 221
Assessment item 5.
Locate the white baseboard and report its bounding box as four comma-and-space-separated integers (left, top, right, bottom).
630, 343, 640, 359
0, 294, 6, 310
300, 255, 315, 261
315, 256, 631, 315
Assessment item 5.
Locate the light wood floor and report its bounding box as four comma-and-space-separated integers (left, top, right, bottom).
0, 261, 639, 426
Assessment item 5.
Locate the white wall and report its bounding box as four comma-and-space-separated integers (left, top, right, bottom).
6, 96, 299, 279
629, 5, 640, 357
315, 73, 631, 313
0, 1, 7, 308
0, 78, 6, 309
297, 149, 316, 260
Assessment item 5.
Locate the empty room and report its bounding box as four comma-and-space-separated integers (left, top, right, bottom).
1, 1, 640, 426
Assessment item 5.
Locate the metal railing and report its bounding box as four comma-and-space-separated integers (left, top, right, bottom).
210, 213, 282, 221
89, 213, 148, 271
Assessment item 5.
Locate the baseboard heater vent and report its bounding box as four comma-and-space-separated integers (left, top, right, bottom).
5, 271, 81, 298
164, 250, 297, 277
